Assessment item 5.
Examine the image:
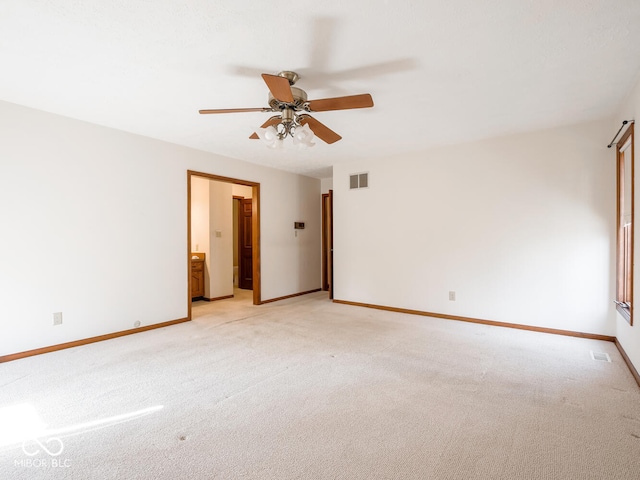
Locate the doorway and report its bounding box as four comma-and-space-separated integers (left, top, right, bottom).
237, 197, 253, 290
322, 190, 334, 299
187, 170, 261, 320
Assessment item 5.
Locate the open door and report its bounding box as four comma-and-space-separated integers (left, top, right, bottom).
322, 190, 334, 299
239, 198, 253, 290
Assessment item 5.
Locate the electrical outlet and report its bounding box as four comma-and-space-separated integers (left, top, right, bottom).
449, 291, 456, 301
53, 312, 63, 325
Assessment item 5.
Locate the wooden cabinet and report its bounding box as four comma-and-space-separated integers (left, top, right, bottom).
191, 259, 205, 299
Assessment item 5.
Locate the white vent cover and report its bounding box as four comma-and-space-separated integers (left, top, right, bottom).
350, 172, 369, 189
590, 351, 611, 362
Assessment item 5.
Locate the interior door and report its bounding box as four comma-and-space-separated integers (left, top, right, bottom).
239, 198, 253, 290
329, 190, 333, 299
322, 190, 334, 299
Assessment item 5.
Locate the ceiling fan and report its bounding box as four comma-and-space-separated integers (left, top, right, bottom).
199, 71, 374, 147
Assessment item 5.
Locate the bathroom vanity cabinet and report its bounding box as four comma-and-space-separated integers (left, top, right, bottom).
191, 258, 205, 299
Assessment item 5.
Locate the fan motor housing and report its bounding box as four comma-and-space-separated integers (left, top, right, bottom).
268, 87, 308, 110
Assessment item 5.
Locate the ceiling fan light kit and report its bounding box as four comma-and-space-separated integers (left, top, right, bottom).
199, 71, 374, 147
292, 123, 315, 147
256, 122, 315, 149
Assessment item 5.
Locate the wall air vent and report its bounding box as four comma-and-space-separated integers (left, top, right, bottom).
590, 351, 611, 362
349, 172, 369, 190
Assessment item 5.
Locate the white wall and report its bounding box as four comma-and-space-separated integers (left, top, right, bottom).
321, 177, 333, 194
0, 100, 320, 356
614, 75, 640, 372
232, 184, 253, 198
261, 172, 321, 297
191, 176, 211, 296
208, 180, 233, 299
191, 177, 210, 255
191, 178, 234, 299
333, 120, 615, 335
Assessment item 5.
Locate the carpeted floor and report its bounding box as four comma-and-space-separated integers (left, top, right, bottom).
1, 290, 639, 479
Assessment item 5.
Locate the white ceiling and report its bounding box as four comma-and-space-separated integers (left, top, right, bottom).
1, 1, 639, 178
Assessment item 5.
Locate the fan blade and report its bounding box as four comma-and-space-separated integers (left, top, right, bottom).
299, 115, 342, 144
307, 93, 374, 112
249, 116, 281, 139
199, 107, 271, 114
262, 74, 294, 103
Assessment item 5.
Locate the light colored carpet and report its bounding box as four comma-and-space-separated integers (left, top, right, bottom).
1, 290, 640, 479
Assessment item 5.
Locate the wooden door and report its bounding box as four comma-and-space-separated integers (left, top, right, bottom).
329, 190, 333, 299
322, 191, 334, 298
239, 198, 253, 290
